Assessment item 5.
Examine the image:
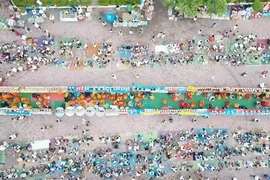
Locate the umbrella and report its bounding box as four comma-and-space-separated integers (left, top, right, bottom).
75, 106, 85, 116
104, 12, 116, 23
96, 107, 105, 117
126, 4, 132, 12
161, 106, 171, 117
264, 174, 270, 180
55, 107, 65, 117
86, 107, 95, 116
65, 106, 75, 116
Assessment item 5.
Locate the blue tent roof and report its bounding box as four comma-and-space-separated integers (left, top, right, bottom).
104, 13, 116, 23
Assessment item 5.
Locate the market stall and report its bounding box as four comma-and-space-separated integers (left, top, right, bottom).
0, 85, 270, 117
60, 10, 78, 22
30, 140, 50, 150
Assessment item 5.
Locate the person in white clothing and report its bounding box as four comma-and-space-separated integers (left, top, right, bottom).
33, 22, 41, 30
258, 83, 266, 88
9, 133, 18, 140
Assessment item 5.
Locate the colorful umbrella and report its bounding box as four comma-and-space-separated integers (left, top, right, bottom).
104, 12, 116, 23
126, 4, 132, 12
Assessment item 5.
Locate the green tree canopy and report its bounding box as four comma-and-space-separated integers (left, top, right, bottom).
206, 0, 227, 16
177, 0, 202, 18
252, 0, 263, 12
163, 0, 176, 9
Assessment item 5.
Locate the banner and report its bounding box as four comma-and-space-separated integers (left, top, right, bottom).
0, 108, 32, 116
20, 86, 68, 93
178, 109, 199, 116
84, 86, 130, 93
105, 109, 119, 116
0, 86, 20, 92
141, 109, 161, 116
30, 108, 52, 115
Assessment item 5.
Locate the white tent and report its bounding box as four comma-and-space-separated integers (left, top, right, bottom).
155, 45, 168, 54
30, 140, 50, 150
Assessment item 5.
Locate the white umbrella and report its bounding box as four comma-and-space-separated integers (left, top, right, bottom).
96, 107, 105, 117
75, 106, 85, 116
55, 107, 65, 117
85, 107, 95, 116
65, 106, 75, 117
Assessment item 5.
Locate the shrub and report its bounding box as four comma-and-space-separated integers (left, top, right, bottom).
252, 0, 263, 12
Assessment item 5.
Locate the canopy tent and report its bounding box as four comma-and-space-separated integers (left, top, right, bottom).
104, 12, 116, 23
60, 10, 78, 22
30, 140, 50, 150
0, 152, 6, 164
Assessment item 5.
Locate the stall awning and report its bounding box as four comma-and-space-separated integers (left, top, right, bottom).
31, 140, 50, 150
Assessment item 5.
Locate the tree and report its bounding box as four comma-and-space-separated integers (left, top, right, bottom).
206, 0, 227, 16
252, 0, 263, 12
177, 0, 202, 18
163, 0, 176, 9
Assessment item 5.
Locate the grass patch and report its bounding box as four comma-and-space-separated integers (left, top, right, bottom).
98, 0, 140, 6
13, 0, 93, 7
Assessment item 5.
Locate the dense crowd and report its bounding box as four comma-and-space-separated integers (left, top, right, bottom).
1, 123, 270, 179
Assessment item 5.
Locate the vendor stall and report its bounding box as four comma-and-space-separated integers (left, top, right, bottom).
60, 10, 78, 22
155, 45, 169, 55
0, 85, 269, 117
6, 19, 25, 28
263, 2, 270, 17
0, 152, 6, 165
30, 140, 50, 150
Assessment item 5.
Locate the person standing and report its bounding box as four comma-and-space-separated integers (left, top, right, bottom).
49, 14, 55, 23
161, 33, 165, 39
33, 22, 41, 30
211, 23, 217, 28
24, 27, 32, 34
258, 83, 266, 88
119, 30, 123, 37
129, 29, 133, 35
11, 29, 21, 36
135, 73, 139, 78
241, 72, 247, 76
261, 70, 268, 78
157, 32, 162, 38
139, 28, 143, 35
192, 16, 197, 23
9, 133, 18, 140
102, 21, 107, 27
234, 24, 238, 30
152, 36, 156, 43
112, 74, 116, 80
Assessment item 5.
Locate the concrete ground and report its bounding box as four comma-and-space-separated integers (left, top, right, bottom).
0, 0, 270, 179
